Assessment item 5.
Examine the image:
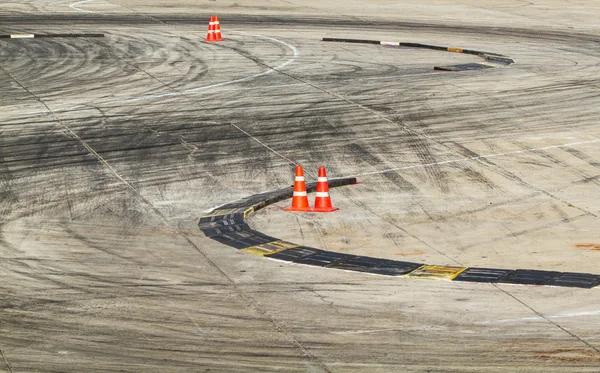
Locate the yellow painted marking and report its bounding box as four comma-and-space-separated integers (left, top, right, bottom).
448, 47, 463, 53
243, 240, 299, 256
242, 207, 254, 219
405, 265, 467, 280
11, 34, 35, 38
477, 62, 496, 67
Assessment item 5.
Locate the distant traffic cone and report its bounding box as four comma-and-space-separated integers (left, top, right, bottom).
214, 15, 223, 41
312, 166, 339, 212
205, 16, 217, 42
285, 166, 311, 212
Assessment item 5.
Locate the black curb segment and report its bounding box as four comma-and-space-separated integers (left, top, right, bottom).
321, 37, 380, 45
0, 33, 105, 38
35, 33, 105, 38
199, 179, 599, 289
321, 37, 515, 67
398, 41, 448, 51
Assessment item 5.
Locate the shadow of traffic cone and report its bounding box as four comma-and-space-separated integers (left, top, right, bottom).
285, 165, 311, 212
312, 166, 339, 212
214, 15, 223, 41
205, 16, 217, 42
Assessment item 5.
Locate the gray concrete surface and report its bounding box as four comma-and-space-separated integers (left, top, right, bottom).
1, 1, 600, 372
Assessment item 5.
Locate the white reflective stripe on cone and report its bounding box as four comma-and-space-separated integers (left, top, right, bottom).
214, 21, 220, 25
293, 191, 307, 196
209, 22, 215, 25
295, 176, 305, 181
315, 192, 329, 197
317, 177, 327, 182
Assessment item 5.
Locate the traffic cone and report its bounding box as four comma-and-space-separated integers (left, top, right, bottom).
312, 166, 339, 212
205, 16, 217, 42
214, 15, 223, 41
285, 165, 311, 212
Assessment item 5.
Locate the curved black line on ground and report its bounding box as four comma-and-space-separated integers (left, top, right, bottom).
321, 37, 515, 69
199, 182, 600, 289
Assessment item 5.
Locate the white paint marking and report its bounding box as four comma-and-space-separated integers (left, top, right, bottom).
477, 310, 600, 324
69, 0, 96, 13
331, 328, 404, 335
352, 140, 600, 178
47, 0, 75, 5
185, 33, 298, 92
10, 34, 35, 38
93, 33, 299, 105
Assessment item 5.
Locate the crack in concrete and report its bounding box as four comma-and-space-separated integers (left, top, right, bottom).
0, 348, 14, 373
493, 284, 600, 356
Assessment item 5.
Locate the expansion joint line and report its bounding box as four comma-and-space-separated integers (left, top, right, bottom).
444, 81, 599, 219
0, 348, 14, 373
2, 54, 228, 289
216, 40, 442, 148
87, 35, 301, 171
84, 27, 327, 370
343, 192, 463, 266
217, 36, 539, 212
82, 10, 302, 174
493, 284, 600, 355
177, 238, 332, 373
1, 64, 135, 193
3, 50, 325, 369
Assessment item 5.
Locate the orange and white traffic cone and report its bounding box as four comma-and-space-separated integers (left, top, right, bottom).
285, 165, 311, 212
205, 16, 217, 42
214, 15, 223, 41
312, 166, 339, 212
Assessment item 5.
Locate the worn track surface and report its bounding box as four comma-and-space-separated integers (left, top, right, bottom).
1, 1, 600, 372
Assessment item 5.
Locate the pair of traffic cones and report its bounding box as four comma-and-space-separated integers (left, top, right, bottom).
205, 15, 223, 42
285, 166, 339, 213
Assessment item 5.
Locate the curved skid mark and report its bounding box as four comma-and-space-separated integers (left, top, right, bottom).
21, 33, 299, 115
117, 36, 297, 103
352, 139, 600, 178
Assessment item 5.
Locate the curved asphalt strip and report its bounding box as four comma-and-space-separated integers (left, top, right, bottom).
199, 181, 600, 289
321, 37, 515, 70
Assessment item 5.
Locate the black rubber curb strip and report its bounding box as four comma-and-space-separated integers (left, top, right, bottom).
199, 181, 600, 289
0, 33, 105, 39
322, 37, 516, 68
